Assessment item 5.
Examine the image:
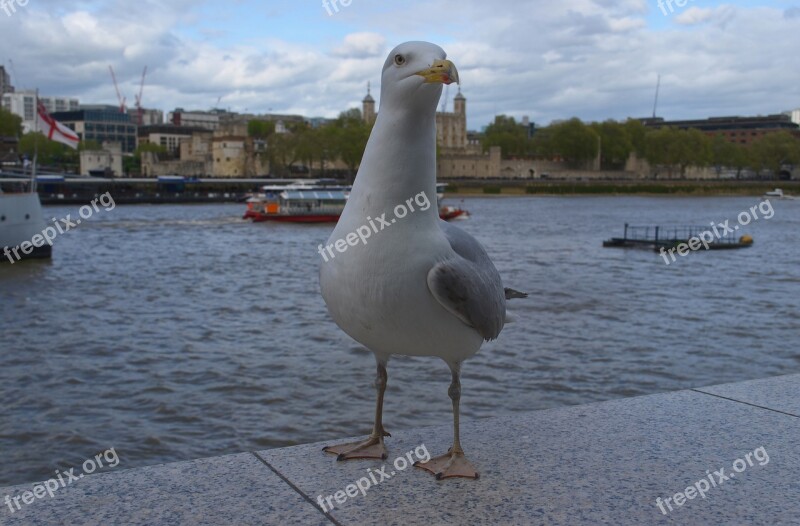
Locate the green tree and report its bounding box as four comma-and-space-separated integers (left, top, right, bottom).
19, 132, 77, 167
750, 131, 800, 177
248, 120, 276, 138
591, 120, 632, 169
548, 118, 599, 168
267, 131, 299, 176
330, 109, 372, 179
0, 108, 23, 137
682, 129, 712, 173
711, 134, 750, 178
623, 119, 647, 156
481, 115, 530, 157
644, 127, 711, 178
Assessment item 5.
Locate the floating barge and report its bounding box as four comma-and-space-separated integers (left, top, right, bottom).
603, 224, 754, 252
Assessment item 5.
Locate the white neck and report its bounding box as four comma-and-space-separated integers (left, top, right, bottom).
344, 103, 439, 223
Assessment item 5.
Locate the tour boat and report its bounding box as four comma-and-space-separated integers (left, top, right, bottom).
243, 182, 471, 223
243, 184, 349, 223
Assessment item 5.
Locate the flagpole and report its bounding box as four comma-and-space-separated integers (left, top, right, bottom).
32, 89, 38, 193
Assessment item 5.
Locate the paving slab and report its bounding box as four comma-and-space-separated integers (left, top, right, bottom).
0, 453, 330, 526
259, 384, 800, 525
695, 373, 800, 417
4, 375, 800, 525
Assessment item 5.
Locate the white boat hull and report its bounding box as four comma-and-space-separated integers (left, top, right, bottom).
0, 192, 51, 262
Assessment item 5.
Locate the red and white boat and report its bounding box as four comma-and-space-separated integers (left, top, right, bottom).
243, 183, 348, 223
436, 183, 470, 221
243, 181, 470, 223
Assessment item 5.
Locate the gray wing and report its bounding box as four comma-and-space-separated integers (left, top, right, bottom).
427, 220, 506, 341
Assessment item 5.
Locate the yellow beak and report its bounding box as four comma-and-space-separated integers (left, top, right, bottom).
415, 59, 459, 85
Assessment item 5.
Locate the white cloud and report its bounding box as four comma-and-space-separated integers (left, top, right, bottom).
0, 0, 797, 129
331, 33, 387, 59
674, 6, 735, 26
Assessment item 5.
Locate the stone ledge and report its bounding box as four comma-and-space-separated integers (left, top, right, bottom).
3, 374, 799, 525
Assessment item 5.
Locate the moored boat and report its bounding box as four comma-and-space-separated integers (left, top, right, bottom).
0, 186, 51, 263
763, 188, 795, 200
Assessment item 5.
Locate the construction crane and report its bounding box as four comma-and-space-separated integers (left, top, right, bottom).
134, 66, 147, 126
108, 65, 126, 113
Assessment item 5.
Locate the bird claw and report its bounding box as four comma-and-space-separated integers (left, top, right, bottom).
414, 450, 479, 480
323, 435, 388, 461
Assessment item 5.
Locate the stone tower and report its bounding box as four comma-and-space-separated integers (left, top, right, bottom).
453, 87, 466, 115
362, 82, 376, 124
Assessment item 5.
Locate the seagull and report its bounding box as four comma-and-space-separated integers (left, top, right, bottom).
319, 41, 526, 480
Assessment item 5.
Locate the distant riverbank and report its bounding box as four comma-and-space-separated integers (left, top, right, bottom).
26, 178, 800, 205
446, 180, 799, 197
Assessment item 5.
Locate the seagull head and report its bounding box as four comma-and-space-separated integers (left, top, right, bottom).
379, 41, 459, 114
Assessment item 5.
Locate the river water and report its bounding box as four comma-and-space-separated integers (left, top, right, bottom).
1, 196, 798, 485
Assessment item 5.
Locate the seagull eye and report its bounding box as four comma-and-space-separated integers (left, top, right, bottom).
394, 54, 406, 66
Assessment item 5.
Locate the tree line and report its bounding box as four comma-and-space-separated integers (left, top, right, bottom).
481, 115, 800, 178
248, 108, 372, 178
3, 107, 799, 179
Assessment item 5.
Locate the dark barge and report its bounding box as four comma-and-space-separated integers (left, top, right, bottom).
603, 224, 754, 252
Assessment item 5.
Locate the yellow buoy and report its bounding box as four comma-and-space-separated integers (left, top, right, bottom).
740, 235, 754, 245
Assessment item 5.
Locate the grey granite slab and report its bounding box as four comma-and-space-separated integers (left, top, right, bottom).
4, 375, 800, 525
695, 373, 800, 417
0, 453, 331, 526
259, 388, 800, 525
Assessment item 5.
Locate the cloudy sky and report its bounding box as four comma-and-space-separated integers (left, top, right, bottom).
2, 0, 798, 129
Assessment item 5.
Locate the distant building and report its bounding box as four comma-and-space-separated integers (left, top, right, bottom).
436, 88, 468, 152
167, 108, 220, 131
137, 124, 205, 155
307, 116, 335, 128
2, 90, 80, 133
0, 92, 32, 130
211, 135, 268, 177
0, 66, 12, 95
362, 83, 376, 124
641, 114, 800, 145
361, 83, 470, 152
785, 108, 800, 126
141, 130, 213, 178
0, 136, 19, 166
139, 108, 164, 126
79, 142, 123, 177
51, 105, 136, 153
437, 146, 503, 179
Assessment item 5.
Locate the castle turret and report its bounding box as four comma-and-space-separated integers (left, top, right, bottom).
362, 82, 376, 124
453, 88, 466, 115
